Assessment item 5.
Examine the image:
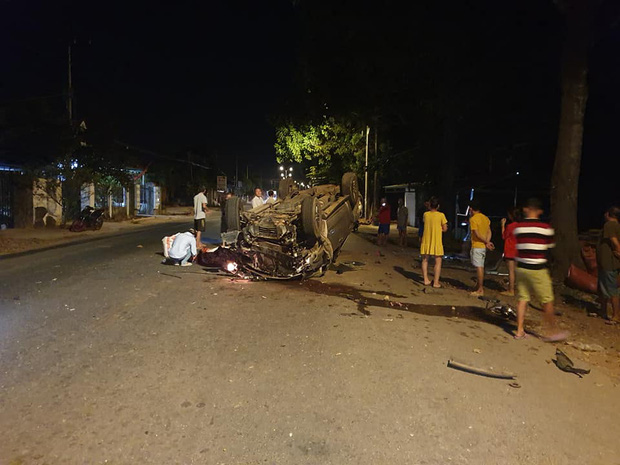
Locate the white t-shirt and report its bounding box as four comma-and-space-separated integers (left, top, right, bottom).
168, 232, 197, 259
194, 192, 208, 219
251, 195, 264, 209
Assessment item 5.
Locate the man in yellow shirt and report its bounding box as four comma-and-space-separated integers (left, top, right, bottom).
469, 200, 494, 296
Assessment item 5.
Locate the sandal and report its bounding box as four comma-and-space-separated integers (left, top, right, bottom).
513, 333, 528, 340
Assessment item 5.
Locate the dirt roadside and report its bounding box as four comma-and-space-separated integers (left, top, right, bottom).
0, 213, 204, 256
342, 224, 620, 382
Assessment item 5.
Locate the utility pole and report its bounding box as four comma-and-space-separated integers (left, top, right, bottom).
373, 125, 378, 217
364, 125, 370, 219
67, 45, 73, 123
234, 156, 238, 192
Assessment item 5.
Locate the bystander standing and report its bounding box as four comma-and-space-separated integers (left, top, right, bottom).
597, 205, 620, 324
500, 207, 520, 296
397, 198, 409, 247
377, 198, 391, 246
469, 200, 494, 296
513, 198, 568, 341
193, 187, 208, 246
420, 197, 448, 287
251, 187, 264, 209
265, 190, 276, 204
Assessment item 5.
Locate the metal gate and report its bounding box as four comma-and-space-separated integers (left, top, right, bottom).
0, 171, 15, 228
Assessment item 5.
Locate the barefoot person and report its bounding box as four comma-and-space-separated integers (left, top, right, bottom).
420, 197, 448, 287
597, 206, 620, 323
469, 200, 494, 296
500, 207, 520, 296
513, 198, 568, 341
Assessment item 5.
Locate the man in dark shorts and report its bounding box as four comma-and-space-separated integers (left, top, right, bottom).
377, 198, 391, 246
597, 205, 620, 323
193, 187, 208, 245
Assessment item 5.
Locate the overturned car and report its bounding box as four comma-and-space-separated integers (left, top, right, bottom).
222, 173, 362, 279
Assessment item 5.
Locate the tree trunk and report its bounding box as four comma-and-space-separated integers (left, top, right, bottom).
550, 1, 591, 279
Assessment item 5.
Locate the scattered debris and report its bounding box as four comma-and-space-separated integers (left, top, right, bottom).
473, 348, 482, 354
137, 244, 143, 248
553, 349, 590, 378
565, 341, 605, 352
447, 359, 516, 379
159, 272, 182, 279
508, 382, 521, 389
383, 318, 394, 322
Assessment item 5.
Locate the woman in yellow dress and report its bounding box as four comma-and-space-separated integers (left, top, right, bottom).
420, 197, 448, 287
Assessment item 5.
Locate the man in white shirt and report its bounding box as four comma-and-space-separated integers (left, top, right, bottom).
193, 187, 208, 245
251, 188, 264, 209
265, 190, 276, 204
168, 229, 198, 266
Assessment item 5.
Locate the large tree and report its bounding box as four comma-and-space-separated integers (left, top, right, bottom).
549, 0, 616, 278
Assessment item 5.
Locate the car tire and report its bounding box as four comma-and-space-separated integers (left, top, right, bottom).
226, 196, 242, 231
301, 196, 322, 242
341, 172, 360, 207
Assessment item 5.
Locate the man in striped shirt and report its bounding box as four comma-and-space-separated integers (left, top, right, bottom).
513, 198, 569, 342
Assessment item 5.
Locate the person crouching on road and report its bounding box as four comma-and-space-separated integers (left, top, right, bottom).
377, 198, 391, 246
168, 229, 198, 267
420, 196, 448, 288
513, 198, 568, 342
468, 200, 494, 296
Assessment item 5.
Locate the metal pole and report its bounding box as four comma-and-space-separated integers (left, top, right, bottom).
364, 125, 369, 218
67, 45, 73, 122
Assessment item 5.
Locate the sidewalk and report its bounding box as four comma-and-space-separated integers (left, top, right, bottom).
0, 214, 200, 257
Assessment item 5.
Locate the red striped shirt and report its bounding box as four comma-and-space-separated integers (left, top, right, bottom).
513, 219, 555, 269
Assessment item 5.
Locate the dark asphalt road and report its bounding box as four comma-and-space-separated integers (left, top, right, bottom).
1, 218, 619, 464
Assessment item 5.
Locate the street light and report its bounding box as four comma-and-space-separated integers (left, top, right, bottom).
279, 166, 284, 171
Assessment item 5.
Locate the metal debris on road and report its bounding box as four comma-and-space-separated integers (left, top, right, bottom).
553, 349, 591, 377
447, 359, 516, 379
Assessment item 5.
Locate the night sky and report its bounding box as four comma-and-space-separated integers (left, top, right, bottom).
1, 1, 619, 227
1, 0, 296, 176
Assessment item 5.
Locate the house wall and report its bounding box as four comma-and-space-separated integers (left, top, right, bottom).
33, 178, 63, 227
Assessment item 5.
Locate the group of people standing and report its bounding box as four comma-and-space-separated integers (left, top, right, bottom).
414, 196, 620, 342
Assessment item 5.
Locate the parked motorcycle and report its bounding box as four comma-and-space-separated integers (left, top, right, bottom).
69, 206, 105, 232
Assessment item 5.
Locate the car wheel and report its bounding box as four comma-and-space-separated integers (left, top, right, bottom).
301, 196, 322, 243
226, 196, 242, 231
341, 172, 360, 207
